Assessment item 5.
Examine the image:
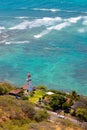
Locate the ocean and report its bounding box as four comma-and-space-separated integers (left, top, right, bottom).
0, 0, 87, 95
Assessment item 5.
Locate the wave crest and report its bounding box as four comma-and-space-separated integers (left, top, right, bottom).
5, 41, 29, 45
0, 26, 5, 30
9, 17, 62, 30
66, 16, 82, 23
32, 8, 60, 12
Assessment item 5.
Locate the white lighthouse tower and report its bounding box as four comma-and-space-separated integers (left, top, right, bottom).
27, 73, 33, 92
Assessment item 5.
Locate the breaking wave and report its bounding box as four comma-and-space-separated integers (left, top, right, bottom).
9, 20, 29, 30
0, 26, 5, 30
34, 22, 71, 39
9, 15, 87, 31
15, 16, 29, 19
32, 8, 60, 12
47, 22, 71, 31
2, 15, 87, 40
34, 30, 50, 39
9, 17, 62, 30
66, 16, 82, 23
32, 8, 87, 14
5, 41, 30, 45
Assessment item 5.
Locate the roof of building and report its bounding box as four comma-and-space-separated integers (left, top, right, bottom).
22, 84, 27, 89
9, 88, 23, 95
71, 101, 81, 109
46, 92, 54, 95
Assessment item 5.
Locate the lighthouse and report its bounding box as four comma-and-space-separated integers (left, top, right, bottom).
27, 73, 33, 92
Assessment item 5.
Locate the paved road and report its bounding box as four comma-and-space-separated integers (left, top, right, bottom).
35, 106, 81, 125
47, 110, 79, 124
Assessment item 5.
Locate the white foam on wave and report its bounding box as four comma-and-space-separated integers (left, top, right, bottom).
32, 8, 87, 14
8, 15, 86, 39
32, 8, 60, 12
34, 22, 71, 39
50, 9, 60, 12
0, 26, 5, 30
0, 40, 6, 44
9, 17, 62, 30
9, 16, 83, 31
5, 41, 29, 45
34, 30, 50, 39
15, 16, 28, 19
29, 17, 62, 28
47, 22, 71, 31
9, 20, 30, 30
66, 16, 82, 23
33, 16, 83, 39
5, 42, 11, 45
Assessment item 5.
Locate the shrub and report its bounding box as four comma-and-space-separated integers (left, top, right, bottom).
70, 109, 76, 116
12, 118, 30, 126
0, 82, 15, 95
49, 94, 66, 111
69, 91, 80, 100
34, 109, 49, 122
37, 86, 47, 92
21, 102, 35, 119
21, 95, 28, 100
17, 90, 24, 97
44, 105, 52, 111
0, 95, 36, 121
30, 91, 35, 97
9, 108, 24, 120
76, 108, 87, 121
62, 102, 71, 113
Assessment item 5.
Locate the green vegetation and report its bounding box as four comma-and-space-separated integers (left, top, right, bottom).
36, 85, 47, 92
49, 94, 66, 111
76, 108, 87, 121
34, 109, 49, 122
69, 90, 80, 101
29, 85, 87, 123
0, 82, 16, 95
0, 95, 49, 130
0, 82, 87, 130
29, 89, 45, 103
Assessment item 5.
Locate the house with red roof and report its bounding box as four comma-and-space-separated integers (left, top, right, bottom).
9, 73, 33, 97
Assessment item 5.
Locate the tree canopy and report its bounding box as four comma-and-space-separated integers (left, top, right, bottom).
49, 94, 66, 111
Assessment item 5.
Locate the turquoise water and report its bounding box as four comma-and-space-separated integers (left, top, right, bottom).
0, 0, 87, 95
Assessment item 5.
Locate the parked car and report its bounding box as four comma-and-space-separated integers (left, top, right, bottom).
57, 115, 65, 118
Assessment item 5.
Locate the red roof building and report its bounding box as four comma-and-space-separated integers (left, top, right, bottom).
9, 88, 23, 95
22, 84, 27, 90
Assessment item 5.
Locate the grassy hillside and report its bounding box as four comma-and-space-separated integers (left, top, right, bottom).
0, 94, 84, 130
0, 83, 87, 130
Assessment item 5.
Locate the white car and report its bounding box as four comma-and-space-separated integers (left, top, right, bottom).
57, 115, 65, 118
